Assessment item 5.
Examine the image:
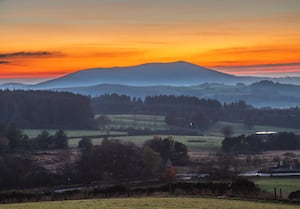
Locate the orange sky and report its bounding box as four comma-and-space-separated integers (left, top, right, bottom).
1, 0, 300, 82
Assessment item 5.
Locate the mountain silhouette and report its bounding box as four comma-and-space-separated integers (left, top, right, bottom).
35, 61, 237, 89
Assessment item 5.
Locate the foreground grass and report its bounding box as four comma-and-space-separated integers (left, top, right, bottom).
0, 197, 298, 209
253, 177, 300, 198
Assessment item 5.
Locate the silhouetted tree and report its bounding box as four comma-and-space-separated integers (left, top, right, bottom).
222, 126, 233, 138
53, 130, 68, 149
144, 136, 189, 165
78, 137, 93, 149
142, 147, 161, 177
95, 115, 111, 130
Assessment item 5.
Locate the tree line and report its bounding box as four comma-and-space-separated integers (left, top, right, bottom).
0, 123, 68, 153
0, 179, 263, 204
0, 124, 69, 189
1, 91, 299, 130
222, 132, 300, 153
0, 123, 189, 189
92, 94, 300, 129
0, 90, 94, 129
76, 136, 189, 184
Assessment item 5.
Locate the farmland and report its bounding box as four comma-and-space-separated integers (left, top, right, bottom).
24, 114, 300, 151
253, 177, 300, 198
105, 114, 300, 136
23, 129, 126, 138
0, 197, 298, 209
21, 114, 300, 199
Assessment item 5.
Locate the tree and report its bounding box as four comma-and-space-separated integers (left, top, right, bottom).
0, 154, 51, 189
35, 130, 53, 150
53, 130, 68, 149
173, 141, 189, 165
95, 115, 111, 130
165, 112, 188, 127
143, 147, 161, 177
0, 90, 94, 129
6, 123, 24, 150
0, 137, 9, 153
160, 159, 176, 193
243, 117, 255, 130
78, 137, 93, 149
77, 139, 144, 182
144, 136, 189, 165
222, 126, 233, 138
190, 112, 210, 130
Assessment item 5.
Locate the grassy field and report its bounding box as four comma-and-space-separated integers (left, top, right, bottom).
68, 135, 223, 151
206, 121, 300, 137
106, 114, 300, 136
0, 197, 298, 209
252, 177, 300, 198
23, 129, 127, 138
24, 114, 300, 140
109, 135, 223, 152
105, 114, 169, 130
24, 114, 300, 151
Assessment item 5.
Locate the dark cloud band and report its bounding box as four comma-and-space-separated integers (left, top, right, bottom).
213, 62, 300, 68
0, 51, 58, 58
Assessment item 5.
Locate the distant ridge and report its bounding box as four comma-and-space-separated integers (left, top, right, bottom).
1, 61, 300, 107
56, 81, 300, 108
34, 61, 238, 89
1, 61, 300, 90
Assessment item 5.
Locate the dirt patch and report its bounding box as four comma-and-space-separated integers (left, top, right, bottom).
32, 149, 81, 174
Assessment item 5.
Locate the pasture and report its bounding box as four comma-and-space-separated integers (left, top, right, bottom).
253, 177, 300, 198
68, 135, 223, 151
105, 114, 168, 130
24, 114, 300, 152
23, 129, 126, 138
106, 114, 300, 136
0, 197, 298, 209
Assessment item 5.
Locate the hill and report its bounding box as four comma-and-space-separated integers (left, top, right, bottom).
34, 61, 238, 88
59, 81, 300, 108
1, 61, 300, 107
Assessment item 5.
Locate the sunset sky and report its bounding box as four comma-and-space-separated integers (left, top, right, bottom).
1, 0, 300, 83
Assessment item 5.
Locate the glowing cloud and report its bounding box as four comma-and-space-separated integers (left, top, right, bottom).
0, 0, 300, 80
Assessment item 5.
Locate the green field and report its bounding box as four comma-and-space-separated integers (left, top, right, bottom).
206, 121, 300, 137
105, 114, 169, 130
106, 114, 300, 136
109, 135, 223, 152
24, 114, 300, 141
0, 197, 298, 209
253, 177, 300, 198
68, 135, 223, 151
23, 129, 126, 138
24, 114, 300, 151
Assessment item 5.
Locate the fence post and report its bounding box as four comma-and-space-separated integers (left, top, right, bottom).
279, 188, 282, 199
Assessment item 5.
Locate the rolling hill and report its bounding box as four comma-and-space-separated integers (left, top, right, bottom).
1, 61, 300, 107
57, 81, 300, 108
34, 61, 238, 89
